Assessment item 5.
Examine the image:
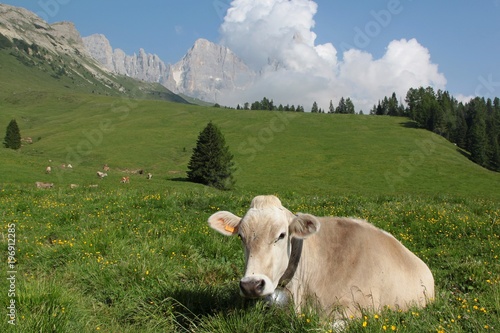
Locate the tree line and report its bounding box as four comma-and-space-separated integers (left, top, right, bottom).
235, 96, 356, 114
371, 87, 500, 172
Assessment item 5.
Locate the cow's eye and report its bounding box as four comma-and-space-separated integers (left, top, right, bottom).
277, 232, 286, 241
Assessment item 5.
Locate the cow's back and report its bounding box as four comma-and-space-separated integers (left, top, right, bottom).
290, 217, 434, 318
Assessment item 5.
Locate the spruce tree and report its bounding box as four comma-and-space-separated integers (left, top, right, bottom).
187, 121, 235, 190
3, 119, 21, 150
328, 100, 334, 114
311, 101, 319, 113
345, 97, 356, 114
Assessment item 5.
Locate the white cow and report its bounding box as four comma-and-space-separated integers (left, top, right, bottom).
208, 195, 434, 320
97, 171, 108, 179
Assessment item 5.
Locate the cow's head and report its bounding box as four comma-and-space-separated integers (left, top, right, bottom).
208, 195, 320, 299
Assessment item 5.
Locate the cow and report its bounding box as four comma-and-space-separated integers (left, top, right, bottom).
208, 195, 434, 321
97, 171, 108, 179
146, 173, 152, 180
36, 181, 54, 189
45, 166, 52, 174
120, 176, 130, 183
103, 164, 110, 171
70, 184, 79, 189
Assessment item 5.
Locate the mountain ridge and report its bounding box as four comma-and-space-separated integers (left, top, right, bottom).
83, 34, 256, 104
0, 3, 188, 103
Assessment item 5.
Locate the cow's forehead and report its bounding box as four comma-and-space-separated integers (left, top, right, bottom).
240, 207, 289, 234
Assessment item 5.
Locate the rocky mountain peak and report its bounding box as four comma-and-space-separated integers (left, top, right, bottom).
83, 34, 170, 85
0, 4, 88, 57
83, 35, 256, 103
166, 38, 255, 102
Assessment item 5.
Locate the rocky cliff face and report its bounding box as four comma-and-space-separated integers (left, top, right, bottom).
165, 38, 255, 102
0, 5, 89, 58
83, 35, 256, 103
83, 34, 170, 85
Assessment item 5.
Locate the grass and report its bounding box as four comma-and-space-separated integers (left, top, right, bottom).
1, 46, 499, 332
1, 89, 498, 198
0, 188, 498, 332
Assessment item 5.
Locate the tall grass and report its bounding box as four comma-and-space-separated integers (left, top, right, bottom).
1, 186, 498, 332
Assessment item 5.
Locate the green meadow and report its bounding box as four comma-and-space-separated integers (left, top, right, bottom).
1, 48, 499, 332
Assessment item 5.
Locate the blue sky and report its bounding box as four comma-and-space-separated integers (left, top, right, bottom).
3, 0, 500, 108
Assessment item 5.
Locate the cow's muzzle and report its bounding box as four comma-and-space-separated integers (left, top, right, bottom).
239, 276, 266, 298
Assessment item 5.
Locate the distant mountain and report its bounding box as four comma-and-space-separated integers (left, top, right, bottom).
165, 38, 256, 103
83, 35, 256, 104
1, 3, 257, 105
83, 34, 171, 86
0, 4, 188, 103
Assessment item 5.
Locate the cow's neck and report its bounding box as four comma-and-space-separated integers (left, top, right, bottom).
278, 238, 303, 287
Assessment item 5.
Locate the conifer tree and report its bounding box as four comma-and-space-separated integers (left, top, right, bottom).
335, 97, 347, 114
345, 97, 356, 114
187, 121, 235, 190
3, 119, 21, 150
466, 98, 488, 167
311, 101, 319, 113
328, 100, 334, 114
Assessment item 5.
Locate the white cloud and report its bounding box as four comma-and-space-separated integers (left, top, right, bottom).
455, 94, 474, 104
219, 0, 446, 112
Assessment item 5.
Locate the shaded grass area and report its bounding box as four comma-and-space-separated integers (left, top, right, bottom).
0, 187, 498, 332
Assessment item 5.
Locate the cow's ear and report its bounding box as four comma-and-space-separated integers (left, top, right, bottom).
290, 213, 320, 238
208, 211, 241, 236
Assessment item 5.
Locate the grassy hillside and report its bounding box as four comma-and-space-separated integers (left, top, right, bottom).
0, 85, 498, 198
0, 48, 188, 103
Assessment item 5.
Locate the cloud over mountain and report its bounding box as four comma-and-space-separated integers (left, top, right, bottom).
219, 0, 446, 112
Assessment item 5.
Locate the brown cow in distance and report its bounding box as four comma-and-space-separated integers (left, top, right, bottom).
36, 181, 54, 189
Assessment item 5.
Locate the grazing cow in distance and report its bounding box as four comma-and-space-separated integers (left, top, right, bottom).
120, 176, 130, 183
208, 195, 435, 321
45, 166, 51, 174
97, 171, 108, 179
36, 181, 54, 189
70, 184, 79, 189
146, 173, 152, 180
103, 164, 110, 171
67, 164, 73, 169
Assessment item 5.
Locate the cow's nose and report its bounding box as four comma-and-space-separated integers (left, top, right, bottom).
239, 277, 265, 298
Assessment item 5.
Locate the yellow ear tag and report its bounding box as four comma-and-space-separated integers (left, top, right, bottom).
224, 225, 236, 233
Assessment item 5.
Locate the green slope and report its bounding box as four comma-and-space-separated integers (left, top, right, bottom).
1, 84, 498, 198
0, 48, 188, 103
